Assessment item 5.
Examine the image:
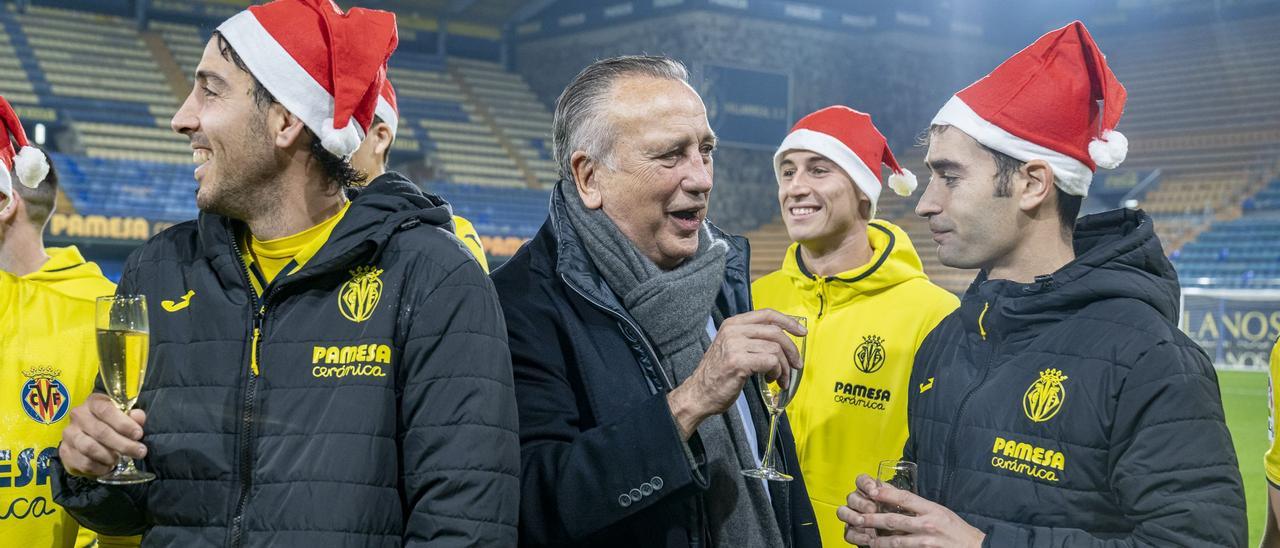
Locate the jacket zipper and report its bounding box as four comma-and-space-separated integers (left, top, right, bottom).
938, 302, 997, 507
226, 232, 279, 548
561, 274, 674, 392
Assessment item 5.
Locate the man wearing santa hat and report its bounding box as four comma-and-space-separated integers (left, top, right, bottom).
838, 21, 1245, 546
752, 105, 957, 547
0, 96, 140, 548
49, 1, 519, 545
351, 79, 489, 272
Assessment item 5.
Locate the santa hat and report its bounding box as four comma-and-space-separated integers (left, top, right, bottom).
931, 20, 1126, 197
374, 78, 398, 139
216, 0, 398, 159
774, 106, 917, 219
0, 95, 50, 201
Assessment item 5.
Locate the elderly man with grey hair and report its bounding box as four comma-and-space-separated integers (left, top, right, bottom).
491, 55, 821, 547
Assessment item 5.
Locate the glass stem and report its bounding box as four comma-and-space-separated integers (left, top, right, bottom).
114, 454, 135, 475
759, 410, 781, 470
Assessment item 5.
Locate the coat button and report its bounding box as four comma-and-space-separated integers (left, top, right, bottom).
651, 476, 664, 490
618, 494, 632, 507
629, 488, 642, 500
640, 483, 654, 496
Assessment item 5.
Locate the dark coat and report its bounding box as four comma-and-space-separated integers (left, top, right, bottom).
491, 187, 821, 547
51, 174, 521, 547
904, 208, 1246, 546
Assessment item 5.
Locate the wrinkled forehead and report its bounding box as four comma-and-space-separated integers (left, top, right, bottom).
606, 77, 711, 142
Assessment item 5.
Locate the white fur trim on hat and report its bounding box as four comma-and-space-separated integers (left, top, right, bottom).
1088, 129, 1127, 169
887, 168, 917, 197
218, 11, 365, 158
775, 128, 883, 215
0, 165, 12, 200
320, 118, 363, 159
374, 95, 397, 140
931, 95, 1094, 197
14, 146, 48, 189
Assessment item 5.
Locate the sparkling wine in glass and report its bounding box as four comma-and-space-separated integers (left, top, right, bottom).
95, 295, 155, 485
741, 315, 806, 481
876, 459, 917, 514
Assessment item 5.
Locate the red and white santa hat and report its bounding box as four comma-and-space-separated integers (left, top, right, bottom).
216, 0, 398, 159
774, 105, 917, 218
374, 78, 398, 139
0, 95, 50, 201
931, 20, 1127, 197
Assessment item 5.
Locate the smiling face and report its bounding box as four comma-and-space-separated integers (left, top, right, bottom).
916, 126, 1020, 270
170, 37, 278, 219
590, 76, 717, 269
777, 150, 870, 250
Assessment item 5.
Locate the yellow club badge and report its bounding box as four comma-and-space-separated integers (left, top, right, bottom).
339, 266, 384, 323
1023, 368, 1068, 423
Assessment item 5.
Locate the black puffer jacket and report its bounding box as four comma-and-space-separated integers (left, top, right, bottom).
491, 185, 820, 547
905, 208, 1246, 546
51, 174, 520, 547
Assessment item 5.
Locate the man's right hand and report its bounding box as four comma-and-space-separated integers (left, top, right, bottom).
668, 309, 805, 440
59, 393, 148, 477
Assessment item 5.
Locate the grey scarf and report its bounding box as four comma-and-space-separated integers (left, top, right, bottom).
560, 183, 785, 548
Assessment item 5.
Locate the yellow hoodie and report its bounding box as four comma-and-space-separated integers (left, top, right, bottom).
752, 220, 958, 547
1, 247, 137, 547
453, 215, 489, 273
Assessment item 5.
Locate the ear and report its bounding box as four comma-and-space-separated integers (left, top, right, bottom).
1018, 159, 1056, 213
373, 123, 394, 160
270, 104, 309, 150
570, 150, 604, 209
0, 192, 21, 223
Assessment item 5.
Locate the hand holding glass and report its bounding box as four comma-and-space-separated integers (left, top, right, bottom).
95, 295, 155, 485
741, 315, 806, 482
876, 459, 917, 514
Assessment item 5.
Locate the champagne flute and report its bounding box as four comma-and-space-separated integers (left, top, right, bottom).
876, 459, 917, 514
741, 315, 806, 482
95, 295, 155, 485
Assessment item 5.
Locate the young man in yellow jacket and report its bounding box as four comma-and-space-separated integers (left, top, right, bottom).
752, 106, 958, 546
0, 97, 137, 547
351, 79, 489, 272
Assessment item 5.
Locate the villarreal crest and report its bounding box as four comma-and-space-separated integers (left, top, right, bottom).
21, 367, 70, 425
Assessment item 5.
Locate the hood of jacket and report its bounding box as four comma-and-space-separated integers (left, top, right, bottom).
960, 208, 1179, 346
194, 172, 454, 278
23, 245, 116, 299
772, 220, 930, 312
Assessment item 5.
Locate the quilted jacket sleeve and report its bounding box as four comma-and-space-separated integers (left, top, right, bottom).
982, 340, 1247, 547
399, 256, 520, 546
50, 249, 151, 537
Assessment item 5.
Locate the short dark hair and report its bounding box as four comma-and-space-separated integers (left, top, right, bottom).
211, 31, 365, 190
15, 151, 58, 229
927, 124, 1079, 235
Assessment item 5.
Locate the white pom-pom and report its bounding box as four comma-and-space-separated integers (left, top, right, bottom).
887, 168, 918, 197
320, 118, 361, 159
14, 146, 49, 189
1088, 129, 1127, 170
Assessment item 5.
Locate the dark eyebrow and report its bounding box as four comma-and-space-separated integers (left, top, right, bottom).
926, 158, 964, 174
195, 70, 228, 89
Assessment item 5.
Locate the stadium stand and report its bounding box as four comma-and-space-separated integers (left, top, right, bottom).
450, 56, 558, 187
7, 5, 189, 165
1173, 177, 1280, 288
